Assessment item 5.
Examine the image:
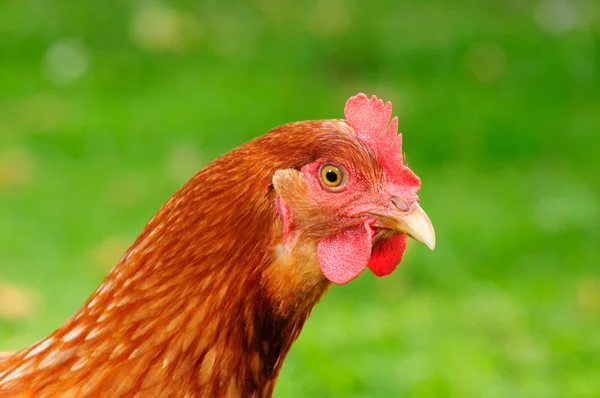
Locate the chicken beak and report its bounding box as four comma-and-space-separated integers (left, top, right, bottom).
376, 202, 436, 250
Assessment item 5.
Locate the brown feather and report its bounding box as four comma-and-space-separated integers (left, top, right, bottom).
0, 120, 375, 397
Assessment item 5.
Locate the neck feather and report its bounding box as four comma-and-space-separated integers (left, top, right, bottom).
0, 142, 331, 396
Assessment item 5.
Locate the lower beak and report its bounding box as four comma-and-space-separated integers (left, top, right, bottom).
375, 203, 436, 250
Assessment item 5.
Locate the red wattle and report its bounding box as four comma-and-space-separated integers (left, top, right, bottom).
317, 221, 373, 284
368, 233, 408, 276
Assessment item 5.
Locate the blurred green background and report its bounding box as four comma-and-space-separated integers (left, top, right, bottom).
1, 0, 599, 396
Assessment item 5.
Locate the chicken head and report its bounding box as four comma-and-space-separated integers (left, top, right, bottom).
273, 93, 435, 284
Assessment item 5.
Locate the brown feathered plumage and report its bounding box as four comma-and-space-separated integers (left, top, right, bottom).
0, 94, 434, 397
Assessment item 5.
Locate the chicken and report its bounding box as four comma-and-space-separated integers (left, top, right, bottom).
0, 93, 435, 397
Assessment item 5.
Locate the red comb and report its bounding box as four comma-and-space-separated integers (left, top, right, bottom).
344, 93, 403, 166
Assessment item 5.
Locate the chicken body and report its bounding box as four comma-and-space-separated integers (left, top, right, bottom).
0, 94, 434, 397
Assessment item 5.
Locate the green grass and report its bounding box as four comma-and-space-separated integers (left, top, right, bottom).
1, 0, 599, 396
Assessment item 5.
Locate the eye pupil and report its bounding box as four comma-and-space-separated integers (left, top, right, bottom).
325, 170, 338, 183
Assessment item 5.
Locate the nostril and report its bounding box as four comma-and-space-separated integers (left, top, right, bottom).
391, 197, 410, 212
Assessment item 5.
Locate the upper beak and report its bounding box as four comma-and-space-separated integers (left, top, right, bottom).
373, 201, 436, 250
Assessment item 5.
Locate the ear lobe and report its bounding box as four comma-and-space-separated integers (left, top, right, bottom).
273, 169, 314, 245
275, 196, 291, 243
272, 168, 316, 222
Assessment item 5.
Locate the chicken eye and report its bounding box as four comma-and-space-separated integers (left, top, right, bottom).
320, 164, 344, 188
